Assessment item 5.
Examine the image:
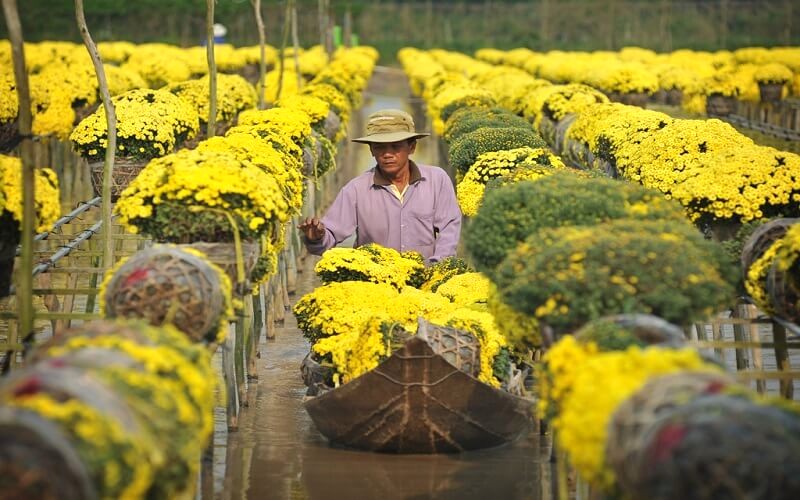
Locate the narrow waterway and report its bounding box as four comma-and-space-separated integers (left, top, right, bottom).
220, 69, 551, 500
221, 254, 549, 500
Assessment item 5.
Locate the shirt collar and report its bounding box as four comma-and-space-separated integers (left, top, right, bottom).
372, 161, 424, 187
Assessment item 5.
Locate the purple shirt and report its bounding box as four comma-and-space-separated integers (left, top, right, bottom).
304, 161, 462, 262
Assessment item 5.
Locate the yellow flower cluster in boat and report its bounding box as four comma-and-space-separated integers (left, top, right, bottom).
314, 245, 425, 290
434, 271, 490, 306
0, 154, 61, 233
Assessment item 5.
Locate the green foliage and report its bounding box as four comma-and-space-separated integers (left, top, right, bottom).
465, 172, 689, 276
574, 320, 649, 352
132, 200, 261, 244
401, 250, 429, 288
443, 107, 531, 145
491, 346, 512, 384
718, 217, 774, 295
422, 257, 473, 292
448, 126, 546, 176
495, 219, 735, 334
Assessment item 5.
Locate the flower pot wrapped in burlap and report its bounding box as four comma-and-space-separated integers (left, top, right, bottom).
101, 246, 233, 343
623, 393, 800, 500
758, 82, 784, 103
605, 371, 737, 497
178, 241, 259, 298
88, 157, 148, 202
705, 93, 735, 116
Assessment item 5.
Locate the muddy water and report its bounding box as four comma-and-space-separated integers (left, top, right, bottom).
221, 71, 551, 500
221, 256, 549, 500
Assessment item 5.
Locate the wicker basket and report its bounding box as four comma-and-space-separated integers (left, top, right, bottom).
627, 394, 800, 500
766, 248, 800, 324
666, 89, 683, 106
741, 218, 798, 279
605, 371, 736, 496
758, 82, 784, 103
88, 157, 148, 202
178, 240, 259, 296
705, 94, 735, 116
416, 317, 481, 377
575, 313, 687, 349
607, 91, 649, 107
181, 121, 231, 150
0, 407, 96, 500
103, 246, 228, 343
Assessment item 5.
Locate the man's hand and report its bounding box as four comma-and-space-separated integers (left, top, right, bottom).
299, 217, 326, 242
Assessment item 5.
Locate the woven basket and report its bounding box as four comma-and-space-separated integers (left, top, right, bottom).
0, 407, 96, 500
766, 250, 800, 324
607, 91, 649, 107
666, 89, 683, 106
606, 371, 736, 496
758, 82, 784, 103
103, 246, 227, 343
575, 313, 687, 349
0, 118, 20, 153
88, 157, 147, 202
181, 121, 231, 150
416, 317, 481, 377
178, 240, 259, 296
741, 218, 798, 280
705, 94, 735, 116
627, 394, 800, 500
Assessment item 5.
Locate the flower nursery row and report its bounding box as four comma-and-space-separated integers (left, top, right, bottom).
396, 47, 800, 499
399, 47, 800, 229
0, 39, 330, 142
474, 45, 800, 112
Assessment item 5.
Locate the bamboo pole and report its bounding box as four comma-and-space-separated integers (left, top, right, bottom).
75, 0, 115, 275
275, 0, 292, 103
250, 0, 267, 109
290, 0, 302, 91
206, 0, 218, 137
2, 0, 34, 367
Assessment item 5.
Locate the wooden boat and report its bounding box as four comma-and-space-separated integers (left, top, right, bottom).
303, 337, 535, 454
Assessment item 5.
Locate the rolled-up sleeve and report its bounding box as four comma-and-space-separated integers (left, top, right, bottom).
430, 172, 462, 263
303, 183, 358, 255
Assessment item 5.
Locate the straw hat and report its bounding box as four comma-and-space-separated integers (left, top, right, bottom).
351, 109, 430, 143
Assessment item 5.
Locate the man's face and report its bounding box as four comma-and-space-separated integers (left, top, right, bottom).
369, 140, 416, 176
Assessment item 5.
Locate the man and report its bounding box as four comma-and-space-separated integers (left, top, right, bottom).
299, 109, 461, 263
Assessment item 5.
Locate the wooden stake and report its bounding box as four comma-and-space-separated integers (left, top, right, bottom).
75, 0, 116, 276
2, 0, 34, 368
250, 0, 267, 109
206, 0, 218, 137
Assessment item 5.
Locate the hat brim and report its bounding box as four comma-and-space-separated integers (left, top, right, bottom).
351, 131, 430, 144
